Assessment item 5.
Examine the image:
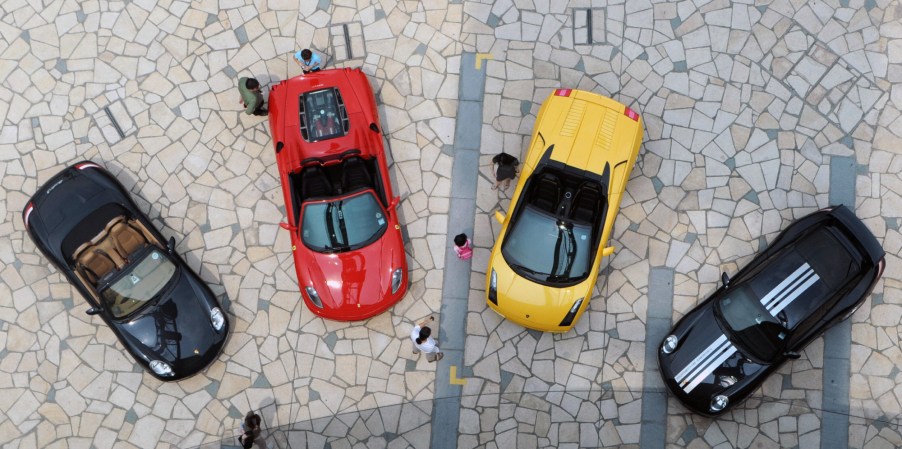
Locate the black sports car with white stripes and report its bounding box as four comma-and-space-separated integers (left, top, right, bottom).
658, 205, 885, 416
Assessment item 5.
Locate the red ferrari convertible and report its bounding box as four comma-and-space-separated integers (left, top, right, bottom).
268, 68, 408, 320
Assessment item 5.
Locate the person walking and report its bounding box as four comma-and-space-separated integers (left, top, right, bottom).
238, 77, 267, 116
411, 317, 443, 362
294, 49, 322, 73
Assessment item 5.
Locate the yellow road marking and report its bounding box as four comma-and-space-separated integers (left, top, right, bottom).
475, 53, 493, 70
449, 365, 467, 385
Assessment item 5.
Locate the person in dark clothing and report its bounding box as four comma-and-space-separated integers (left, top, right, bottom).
492, 152, 519, 190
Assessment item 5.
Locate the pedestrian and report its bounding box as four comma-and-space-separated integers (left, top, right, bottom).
238, 77, 267, 116
238, 430, 255, 449
240, 410, 263, 448
492, 152, 519, 190
411, 317, 443, 362
453, 233, 472, 260
294, 48, 322, 73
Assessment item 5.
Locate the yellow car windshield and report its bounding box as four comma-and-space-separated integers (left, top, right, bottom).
502, 205, 592, 283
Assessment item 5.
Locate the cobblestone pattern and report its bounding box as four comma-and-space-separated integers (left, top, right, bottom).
0, 1, 463, 448
0, 0, 901, 448
459, 0, 898, 448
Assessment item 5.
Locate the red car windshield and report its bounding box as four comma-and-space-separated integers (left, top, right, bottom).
301, 190, 387, 253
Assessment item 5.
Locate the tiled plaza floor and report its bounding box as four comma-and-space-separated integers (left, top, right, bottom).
0, 0, 901, 448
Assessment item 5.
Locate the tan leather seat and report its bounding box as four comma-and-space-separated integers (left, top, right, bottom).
77, 247, 117, 285
110, 221, 147, 263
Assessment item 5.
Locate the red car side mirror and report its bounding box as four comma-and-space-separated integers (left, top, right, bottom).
279, 222, 297, 232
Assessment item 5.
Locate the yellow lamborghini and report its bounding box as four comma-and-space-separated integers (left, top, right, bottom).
486, 89, 643, 332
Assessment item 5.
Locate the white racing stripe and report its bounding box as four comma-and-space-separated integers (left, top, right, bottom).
769, 270, 819, 315
760, 264, 810, 310
675, 335, 728, 384
684, 344, 737, 393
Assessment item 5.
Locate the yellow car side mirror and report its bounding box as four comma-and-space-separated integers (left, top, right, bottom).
494, 210, 506, 224
602, 246, 615, 257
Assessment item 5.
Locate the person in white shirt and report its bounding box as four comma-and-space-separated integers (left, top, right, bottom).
411, 316, 444, 362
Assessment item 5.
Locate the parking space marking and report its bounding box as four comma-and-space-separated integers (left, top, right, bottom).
449, 366, 467, 385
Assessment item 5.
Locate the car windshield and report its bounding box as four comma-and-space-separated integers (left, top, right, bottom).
501, 205, 592, 283
101, 248, 176, 319
716, 284, 789, 363
301, 190, 387, 253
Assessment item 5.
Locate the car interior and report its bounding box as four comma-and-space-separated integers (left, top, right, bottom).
288, 155, 387, 222
527, 170, 605, 225
71, 215, 155, 287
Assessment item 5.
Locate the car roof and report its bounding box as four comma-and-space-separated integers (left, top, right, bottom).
271, 69, 381, 171
527, 90, 642, 176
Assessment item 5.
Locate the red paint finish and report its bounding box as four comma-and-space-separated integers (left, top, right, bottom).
269, 69, 408, 320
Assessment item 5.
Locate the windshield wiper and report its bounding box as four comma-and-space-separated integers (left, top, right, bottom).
510, 263, 547, 278
336, 200, 350, 246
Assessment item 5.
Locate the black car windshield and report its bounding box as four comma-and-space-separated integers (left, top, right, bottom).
101, 248, 176, 319
501, 205, 591, 283
716, 285, 788, 363
301, 190, 387, 252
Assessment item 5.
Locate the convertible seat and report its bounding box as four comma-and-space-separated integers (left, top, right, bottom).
532, 174, 561, 213
570, 184, 601, 223
109, 220, 148, 263
77, 247, 117, 285
341, 156, 372, 193
301, 165, 334, 199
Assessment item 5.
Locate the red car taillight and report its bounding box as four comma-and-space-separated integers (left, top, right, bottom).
624, 106, 640, 121
75, 162, 101, 170
23, 202, 34, 228
554, 89, 572, 97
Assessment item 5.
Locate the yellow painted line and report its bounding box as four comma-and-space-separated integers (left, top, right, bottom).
475, 53, 493, 70
449, 365, 468, 385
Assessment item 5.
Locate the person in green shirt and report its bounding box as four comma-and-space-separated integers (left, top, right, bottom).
238, 77, 267, 116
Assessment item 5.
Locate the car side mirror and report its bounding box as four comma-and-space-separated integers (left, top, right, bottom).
369, 123, 380, 133
721, 272, 730, 287
86, 307, 101, 315
280, 222, 297, 232
785, 351, 801, 360
276, 141, 284, 154
602, 246, 615, 257
494, 210, 505, 224
389, 196, 400, 209
167, 236, 176, 253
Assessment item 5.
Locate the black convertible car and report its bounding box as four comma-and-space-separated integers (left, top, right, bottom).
23, 161, 229, 381
658, 205, 885, 416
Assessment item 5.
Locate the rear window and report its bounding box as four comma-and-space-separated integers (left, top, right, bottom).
299, 88, 349, 142
796, 227, 860, 290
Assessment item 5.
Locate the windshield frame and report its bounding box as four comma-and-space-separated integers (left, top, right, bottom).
500, 204, 593, 286
99, 246, 178, 319
299, 189, 389, 253
713, 284, 790, 365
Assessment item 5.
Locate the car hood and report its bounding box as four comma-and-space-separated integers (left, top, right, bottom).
659, 303, 767, 413
300, 235, 400, 314
492, 255, 590, 320
114, 271, 226, 378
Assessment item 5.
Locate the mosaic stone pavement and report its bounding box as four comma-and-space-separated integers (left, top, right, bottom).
0, 0, 900, 448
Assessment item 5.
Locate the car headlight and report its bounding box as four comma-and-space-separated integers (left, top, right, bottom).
210, 307, 225, 331
391, 268, 404, 294
488, 269, 498, 304
710, 395, 729, 413
305, 286, 323, 308
559, 297, 585, 327
149, 360, 174, 377
662, 335, 678, 354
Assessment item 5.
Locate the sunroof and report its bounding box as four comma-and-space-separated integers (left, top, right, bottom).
299, 88, 349, 142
